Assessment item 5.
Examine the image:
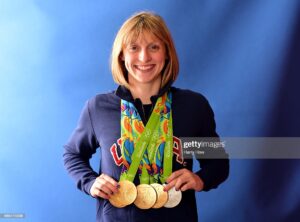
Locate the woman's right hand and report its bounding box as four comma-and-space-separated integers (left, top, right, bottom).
90, 173, 119, 199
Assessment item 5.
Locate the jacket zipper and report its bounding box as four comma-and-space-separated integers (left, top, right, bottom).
141, 103, 153, 125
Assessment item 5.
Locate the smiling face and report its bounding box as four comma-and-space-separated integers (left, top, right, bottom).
122, 32, 167, 88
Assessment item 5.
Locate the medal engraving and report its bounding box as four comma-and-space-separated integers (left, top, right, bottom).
134, 184, 157, 209
150, 183, 168, 209
109, 180, 137, 208
164, 186, 182, 208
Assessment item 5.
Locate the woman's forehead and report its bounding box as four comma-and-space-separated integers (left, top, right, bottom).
124, 30, 162, 45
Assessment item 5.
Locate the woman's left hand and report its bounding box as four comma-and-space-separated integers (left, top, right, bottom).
163, 168, 204, 192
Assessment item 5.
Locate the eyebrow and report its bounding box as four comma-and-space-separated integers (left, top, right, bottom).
127, 41, 162, 46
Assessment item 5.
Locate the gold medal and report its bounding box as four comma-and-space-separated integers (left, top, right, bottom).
150, 183, 168, 209
109, 180, 137, 208
163, 186, 182, 208
134, 184, 157, 209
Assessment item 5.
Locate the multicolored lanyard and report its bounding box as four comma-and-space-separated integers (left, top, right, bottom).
120, 92, 173, 184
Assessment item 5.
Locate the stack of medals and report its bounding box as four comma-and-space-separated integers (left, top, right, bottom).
109, 92, 182, 209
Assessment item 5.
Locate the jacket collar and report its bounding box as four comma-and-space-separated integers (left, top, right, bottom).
115, 81, 173, 104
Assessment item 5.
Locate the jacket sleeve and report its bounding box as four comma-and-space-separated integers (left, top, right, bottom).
63, 100, 99, 195
195, 99, 230, 191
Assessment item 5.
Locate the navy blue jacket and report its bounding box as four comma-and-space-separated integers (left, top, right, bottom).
63, 85, 229, 222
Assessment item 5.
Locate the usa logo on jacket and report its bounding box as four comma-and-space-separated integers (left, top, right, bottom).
110, 136, 184, 166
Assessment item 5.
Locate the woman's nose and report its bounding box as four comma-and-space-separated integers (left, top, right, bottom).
138, 49, 151, 62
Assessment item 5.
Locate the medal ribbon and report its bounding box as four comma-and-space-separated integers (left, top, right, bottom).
120, 92, 173, 184
145, 94, 173, 184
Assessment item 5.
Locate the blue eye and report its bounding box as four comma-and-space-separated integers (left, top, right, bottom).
150, 45, 159, 51
128, 45, 138, 52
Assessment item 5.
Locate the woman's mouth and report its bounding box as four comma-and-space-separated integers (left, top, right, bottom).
134, 64, 155, 71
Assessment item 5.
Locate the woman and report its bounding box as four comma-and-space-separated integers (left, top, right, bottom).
63, 11, 229, 222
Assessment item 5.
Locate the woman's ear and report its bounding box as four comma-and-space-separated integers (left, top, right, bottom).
120, 52, 125, 61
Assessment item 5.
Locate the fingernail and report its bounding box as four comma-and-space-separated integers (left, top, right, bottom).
175, 188, 179, 191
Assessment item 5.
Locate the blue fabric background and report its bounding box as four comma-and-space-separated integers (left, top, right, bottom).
0, 0, 299, 221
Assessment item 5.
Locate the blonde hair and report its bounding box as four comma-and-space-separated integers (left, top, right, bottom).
111, 11, 179, 89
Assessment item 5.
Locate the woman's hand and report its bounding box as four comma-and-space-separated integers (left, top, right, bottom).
163, 168, 204, 192
90, 173, 119, 199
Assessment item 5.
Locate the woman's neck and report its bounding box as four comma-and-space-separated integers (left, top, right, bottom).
129, 81, 161, 104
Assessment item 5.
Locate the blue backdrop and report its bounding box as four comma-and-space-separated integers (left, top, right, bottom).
1, 0, 299, 221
